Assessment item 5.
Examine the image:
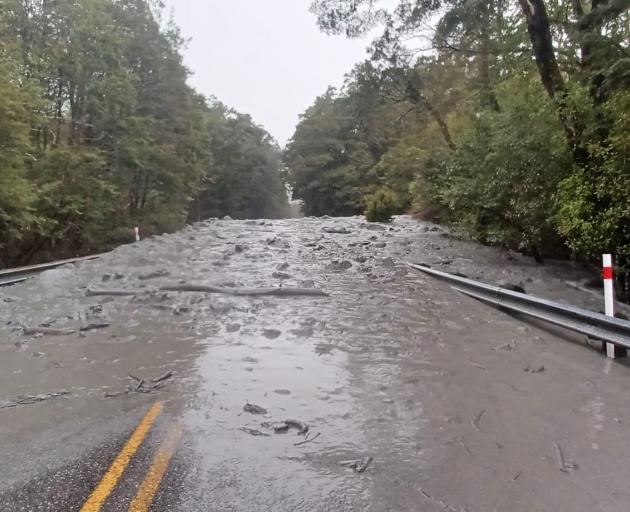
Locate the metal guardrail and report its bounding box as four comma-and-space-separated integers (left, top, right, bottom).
406, 262, 630, 350
0, 255, 101, 287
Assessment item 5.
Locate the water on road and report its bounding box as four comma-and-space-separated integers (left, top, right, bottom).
1, 216, 629, 511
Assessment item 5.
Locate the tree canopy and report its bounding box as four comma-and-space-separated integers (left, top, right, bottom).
285, 0, 630, 298
0, 0, 288, 266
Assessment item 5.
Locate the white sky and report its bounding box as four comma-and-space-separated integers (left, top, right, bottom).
163, 0, 371, 146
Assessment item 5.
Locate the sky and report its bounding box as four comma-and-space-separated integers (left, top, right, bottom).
162, 1, 371, 147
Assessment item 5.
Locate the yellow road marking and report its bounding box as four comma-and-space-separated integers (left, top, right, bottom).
81, 402, 163, 512
129, 425, 182, 512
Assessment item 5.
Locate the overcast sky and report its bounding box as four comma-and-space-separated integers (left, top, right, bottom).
162, 1, 371, 147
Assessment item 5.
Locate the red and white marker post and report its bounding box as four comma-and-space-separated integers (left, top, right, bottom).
134, 226, 140, 242
602, 254, 626, 358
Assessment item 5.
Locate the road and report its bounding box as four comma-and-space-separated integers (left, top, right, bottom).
1, 216, 629, 511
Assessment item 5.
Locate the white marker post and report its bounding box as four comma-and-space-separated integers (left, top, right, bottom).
134, 226, 140, 242
602, 255, 625, 358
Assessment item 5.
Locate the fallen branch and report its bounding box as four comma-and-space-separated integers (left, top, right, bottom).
86, 289, 139, 297
239, 427, 270, 437
152, 371, 174, 383
284, 419, 309, 435
1, 391, 70, 409
23, 327, 75, 336
160, 284, 329, 297
294, 432, 321, 446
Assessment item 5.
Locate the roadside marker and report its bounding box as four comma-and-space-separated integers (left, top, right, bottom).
134, 227, 140, 242
602, 255, 626, 359
80, 402, 163, 512
129, 425, 182, 512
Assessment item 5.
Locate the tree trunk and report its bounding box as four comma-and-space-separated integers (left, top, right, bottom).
518, 0, 589, 164
518, 0, 565, 99
405, 79, 457, 150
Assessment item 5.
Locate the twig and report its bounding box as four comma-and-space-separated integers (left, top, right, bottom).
294, 432, 321, 446
467, 358, 487, 371
152, 371, 174, 383
356, 456, 372, 473
460, 438, 473, 458
471, 409, 486, 432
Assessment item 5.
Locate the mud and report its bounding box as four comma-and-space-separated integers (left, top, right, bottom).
1, 215, 629, 511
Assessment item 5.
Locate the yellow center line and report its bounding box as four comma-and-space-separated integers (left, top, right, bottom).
129, 425, 182, 512
81, 401, 163, 512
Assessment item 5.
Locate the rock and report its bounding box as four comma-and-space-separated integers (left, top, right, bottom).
374, 242, 387, 248
272, 422, 290, 433
323, 227, 351, 234
243, 402, 267, 415
226, 323, 241, 333
364, 223, 387, 231
173, 305, 191, 316
355, 256, 367, 263
101, 273, 123, 282
222, 215, 233, 221
138, 269, 170, 280
330, 260, 353, 271
263, 328, 282, 339
272, 271, 291, 279
274, 389, 291, 395
381, 257, 396, 269
276, 262, 290, 271
234, 244, 245, 253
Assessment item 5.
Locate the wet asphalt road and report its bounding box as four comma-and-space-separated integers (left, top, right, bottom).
1, 216, 630, 511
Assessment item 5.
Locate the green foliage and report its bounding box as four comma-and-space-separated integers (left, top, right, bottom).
296, 0, 630, 292
190, 104, 288, 221
0, 51, 40, 251
556, 89, 630, 264
414, 77, 571, 254
364, 188, 398, 223
0, 0, 288, 266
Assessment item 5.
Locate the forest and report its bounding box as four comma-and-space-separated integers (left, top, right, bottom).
0, 0, 288, 267
285, 0, 630, 298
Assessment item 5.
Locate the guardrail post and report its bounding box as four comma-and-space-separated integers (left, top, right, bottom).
134, 227, 140, 242
603, 254, 626, 358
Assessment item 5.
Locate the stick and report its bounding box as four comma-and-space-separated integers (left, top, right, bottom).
23, 327, 75, 336
87, 289, 139, 297
356, 456, 372, 473
468, 358, 487, 371
294, 432, 321, 446
460, 439, 473, 458
160, 284, 329, 297
471, 409, 486, 431
152, 371, 174, 383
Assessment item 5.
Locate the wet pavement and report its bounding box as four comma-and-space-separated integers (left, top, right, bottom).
1, 215, 630, 511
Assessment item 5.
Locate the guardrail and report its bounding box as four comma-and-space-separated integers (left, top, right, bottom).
406, 262, 630, 351
0, 255, 101, 287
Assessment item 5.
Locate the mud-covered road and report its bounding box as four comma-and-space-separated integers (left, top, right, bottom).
1, 216, 629, 511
